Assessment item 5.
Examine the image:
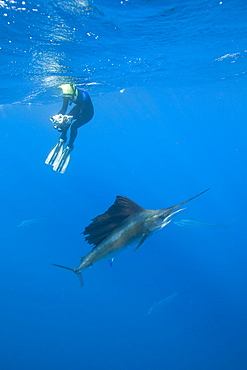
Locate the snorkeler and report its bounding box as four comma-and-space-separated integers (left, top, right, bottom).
45, 83, 94, 173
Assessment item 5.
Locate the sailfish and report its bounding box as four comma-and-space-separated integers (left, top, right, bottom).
53, 188, 209, 285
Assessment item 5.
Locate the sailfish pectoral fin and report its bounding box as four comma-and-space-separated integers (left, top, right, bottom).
133, 232, 149, 252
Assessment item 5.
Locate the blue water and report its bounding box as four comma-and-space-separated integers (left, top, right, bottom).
1, 1, 247, 369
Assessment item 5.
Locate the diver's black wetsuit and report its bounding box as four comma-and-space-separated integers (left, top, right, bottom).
58, 88, 94, 149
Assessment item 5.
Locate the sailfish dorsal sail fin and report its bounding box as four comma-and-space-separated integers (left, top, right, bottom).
83, 196, 144, 247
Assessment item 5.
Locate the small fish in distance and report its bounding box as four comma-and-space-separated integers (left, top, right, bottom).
144, 291, 180, 317
52, 188, 210, 286
17, 218, 43, 227
174, 217, 236, 229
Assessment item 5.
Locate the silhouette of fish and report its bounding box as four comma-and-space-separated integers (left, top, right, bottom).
53, 189, 209, 285
144, 291, 180, 317
174, 217, 236, 229
17, 218, 43, 227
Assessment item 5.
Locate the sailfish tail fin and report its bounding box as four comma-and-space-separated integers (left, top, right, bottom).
52, 264, 84, 286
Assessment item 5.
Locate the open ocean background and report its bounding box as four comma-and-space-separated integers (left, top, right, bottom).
1, 0, 247, 369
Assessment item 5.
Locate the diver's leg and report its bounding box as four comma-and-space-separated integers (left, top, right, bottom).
67, 105, 93, 149
67, 121, 80, 149
59, 124, 70, 142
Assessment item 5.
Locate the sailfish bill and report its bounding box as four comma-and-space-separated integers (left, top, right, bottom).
53, 188, 210, 285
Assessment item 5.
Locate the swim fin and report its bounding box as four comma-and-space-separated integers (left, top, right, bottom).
45, 139, 64, 166
53, 146, 72, 174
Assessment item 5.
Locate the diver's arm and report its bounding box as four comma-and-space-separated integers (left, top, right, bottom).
58, 97, 70, 115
